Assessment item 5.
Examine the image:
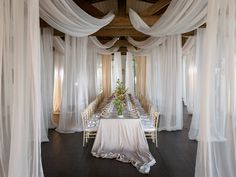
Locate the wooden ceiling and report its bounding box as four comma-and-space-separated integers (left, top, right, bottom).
40, 0, 194, 54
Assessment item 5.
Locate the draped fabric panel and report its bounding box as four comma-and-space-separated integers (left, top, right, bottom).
53, 37, 65, 113
195, 1, 236, 177
86, 37, 120, 102
145, 35, 183, 131
102, 55, 112, 98
0, 1, 12, 176
39, 0, 115, 37
135, 56, 147, 97
53, 36, 65, 53
129, 0, 207, 37
127, 46, 148, 56
89, 36, 119, 49
188, 28, 206, 140
127, 36, 166, 49
125, 52, 135, 95
96, 54, 103, 94
56, 35, 88, 133
97, 47, 120, 55
182, 37, 196, 113
111, 52, 122, 92
53, 51, 64, 113
87, 40, 100, 103
41, 28, 55, 142
0, 0, 43, 177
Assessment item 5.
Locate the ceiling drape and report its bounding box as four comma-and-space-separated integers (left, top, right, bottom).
39, 0, 115, 37
89, 36, 119, 49
129, 0, 207, 37
127, 37, 166, 49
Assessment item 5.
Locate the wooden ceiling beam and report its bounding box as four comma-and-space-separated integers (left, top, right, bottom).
94, 15, 159, 37
73, 0, 105, 18
94, 28, 148, 37
140, 0, 171, 16
140, 0, 159, 3
87, 0, 106, 4
118, 0, 126, 16
105, 15, 159, 28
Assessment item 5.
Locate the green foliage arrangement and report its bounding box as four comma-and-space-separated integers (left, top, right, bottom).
113, 79, 128, 116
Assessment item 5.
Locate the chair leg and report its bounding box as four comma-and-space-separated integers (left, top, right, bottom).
155, 131, 158, 148
86, 132, 88, 143
152, 132, 155, 143
83, 131, 85, 147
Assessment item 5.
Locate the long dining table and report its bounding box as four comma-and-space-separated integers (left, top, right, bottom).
91, 97, 156, 174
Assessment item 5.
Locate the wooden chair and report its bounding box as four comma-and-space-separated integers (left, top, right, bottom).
81, 110, 98, 146
142, 111, 160, 147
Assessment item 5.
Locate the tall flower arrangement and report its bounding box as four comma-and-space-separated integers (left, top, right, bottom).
113, 79, 127, 116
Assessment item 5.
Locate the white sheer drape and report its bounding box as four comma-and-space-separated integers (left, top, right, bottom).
111, 52, 122, 92
53, 37, 65, 113
89, 36, 119, 49
53, 36, 65, 53
39, 0, 115, 37
129, 0, 207, 36
87, 37, 120, 102
147, 35, 183, 131
87, 40, 100, 103
56, 35, 88, 133
127, 37, 166, 49
98, 47, 120, 55
188, 28, 206, 140
131, 35, 183, 131
0, 0, 43, 177
40, 28, 55, 142
182, 37, 196, 113
195, 0, 236, 177
125, 52, 135, 95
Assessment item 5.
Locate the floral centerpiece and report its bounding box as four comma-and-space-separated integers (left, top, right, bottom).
113, 79, 127, 116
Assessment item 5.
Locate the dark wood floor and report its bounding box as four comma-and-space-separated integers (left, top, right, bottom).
41, 108, 197, 177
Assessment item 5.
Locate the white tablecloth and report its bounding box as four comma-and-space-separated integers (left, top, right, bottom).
91, 118, 156, 174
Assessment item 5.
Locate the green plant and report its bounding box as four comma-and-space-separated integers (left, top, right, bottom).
113, 98, 124, 115
113, 79, 128, 115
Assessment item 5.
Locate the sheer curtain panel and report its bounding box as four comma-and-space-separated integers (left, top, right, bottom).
56, 35, 88, 133
182, 36, 196, 113
87, 40, 100, 103
102, 55, 112, 98
195, 0, 236, 177
87, 37, 120, 102
125, 52, 135, 95
0, 0, 44, 177
111, 52, 122, 92
188, 28, 206, 141
41, 27, 55, 142
135, 56, 147, 97
53, 37, 65, 113
143, 35, 183, 131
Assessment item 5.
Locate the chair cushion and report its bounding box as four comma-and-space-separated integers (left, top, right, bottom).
141, 119, 156, 132
85, 119, 99, 131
